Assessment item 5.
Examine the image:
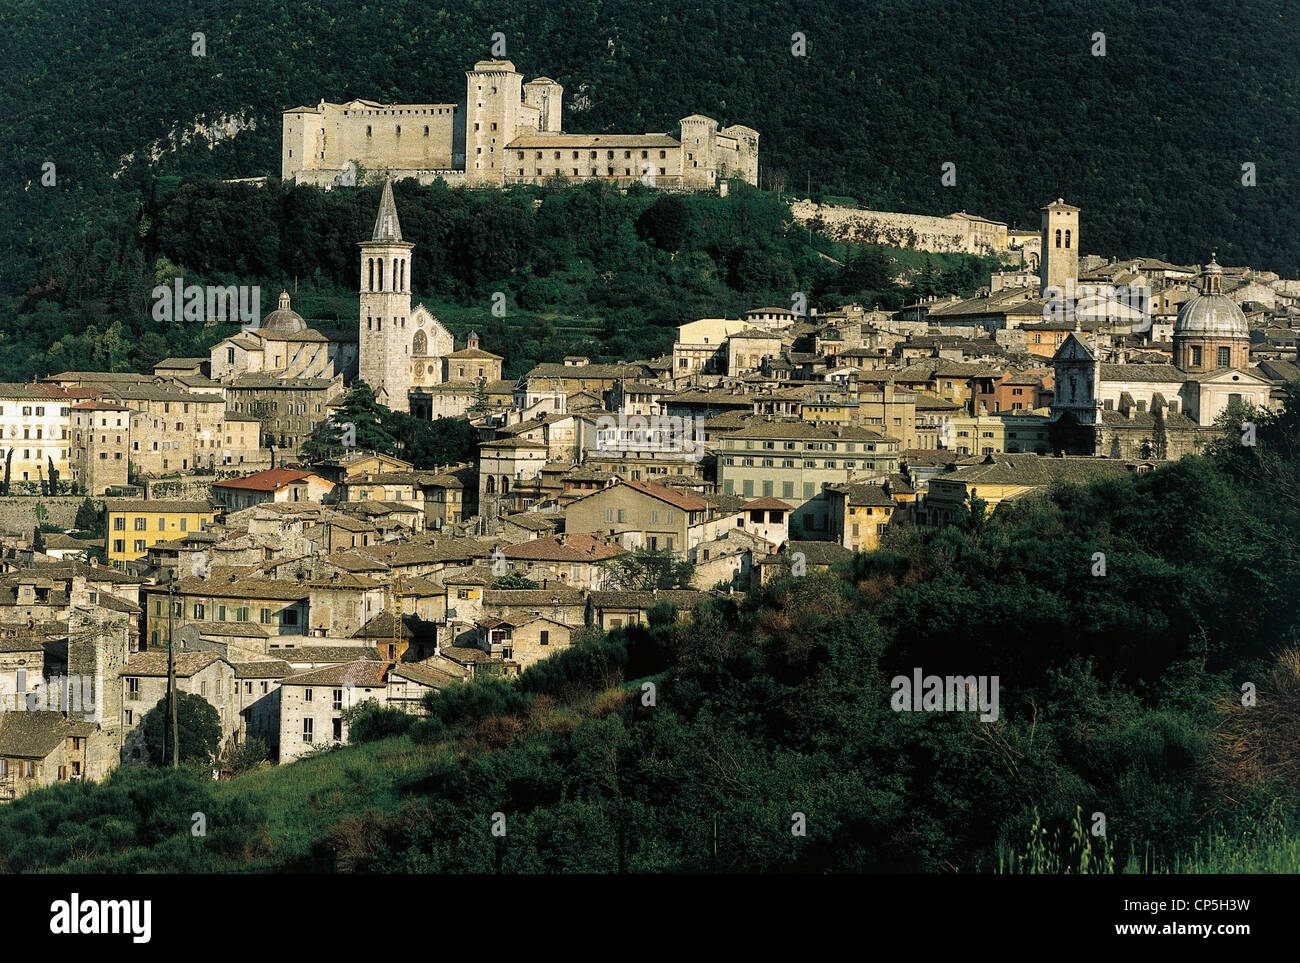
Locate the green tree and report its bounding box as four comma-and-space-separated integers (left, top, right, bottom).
74, 497, 106, 535
493, 573, 540, 590
601, 547, 694, 589
137, 692, 222, 767
31, 525, 45, 553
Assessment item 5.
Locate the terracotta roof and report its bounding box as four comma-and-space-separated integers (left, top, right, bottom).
270, 644, 384, 663
0, 711, 97, 759
214, 468, 318, 492
233, 660, 293, 679
618, 479, 711, 511
589, 589, 706, 609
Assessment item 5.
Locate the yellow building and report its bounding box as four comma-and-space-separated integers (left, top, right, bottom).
105, 499, 219, 564
827, 478, 917, 552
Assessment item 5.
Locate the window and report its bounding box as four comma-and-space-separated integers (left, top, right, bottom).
114, 517, 126, 531
332, 688, 343, 710
304, 688, 313, 703
133, 540, 145, 553
1218, 346, 1231, 366
303, 718, 314, 743
127, 678, 140, 700
540, 630, 550, 646
1191, 346, 1202, 366
134, 517, 147, 530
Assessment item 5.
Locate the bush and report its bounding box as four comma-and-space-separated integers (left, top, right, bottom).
343, 700, 415, 744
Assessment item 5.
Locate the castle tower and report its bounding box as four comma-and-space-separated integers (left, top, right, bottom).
1172, 254, 1250, 372
358, 178, 414, 412
679, 115, 720, 188
1040, 198, 1080, 297
465, 60, 525, 186
523, 77, 564, 133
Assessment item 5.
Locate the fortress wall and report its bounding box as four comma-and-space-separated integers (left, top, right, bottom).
791, 200, 1009, 254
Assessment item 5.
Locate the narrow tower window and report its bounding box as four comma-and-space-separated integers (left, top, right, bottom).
1065, 229, 1072, 249
1055, 229, 1062, 249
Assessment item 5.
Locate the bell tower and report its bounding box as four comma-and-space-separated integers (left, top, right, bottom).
358, 178, 414, 412
1040, 198, 1080, 298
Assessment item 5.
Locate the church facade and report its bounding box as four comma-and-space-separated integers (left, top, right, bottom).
1050, 256, 1275, 459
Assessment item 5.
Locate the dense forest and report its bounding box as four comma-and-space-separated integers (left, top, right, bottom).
3, 0, 1297, 377
1, 392, 1296, 873
4, 175, 997, 382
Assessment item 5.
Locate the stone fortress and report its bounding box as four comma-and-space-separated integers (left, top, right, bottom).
283, 59, 758, 191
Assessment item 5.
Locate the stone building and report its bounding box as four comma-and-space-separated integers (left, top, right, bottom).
115, 384, 226, 475
278, 660, 389, 762
358, 178, 415, 412
1039, 198, 1080, 297
225, 374, 344, 455
69, 399, 131, 494
283, 59, 757, 191
208, 291, 358, 383
119, 651, 239, 761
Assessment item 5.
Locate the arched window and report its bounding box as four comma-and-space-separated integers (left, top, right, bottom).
400, 259, 406, 291
1055, 229, 1062, 249
367, 258, 374, 290
413, 330, 427, 355
377, 259, 385, 290
1065, 229, 1072, 249
500, 476, 510, 495
485, 476, 496, 494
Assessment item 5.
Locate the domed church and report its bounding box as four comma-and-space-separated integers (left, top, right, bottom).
1172, 254, 1251, 372
1051, 254, 1275, 459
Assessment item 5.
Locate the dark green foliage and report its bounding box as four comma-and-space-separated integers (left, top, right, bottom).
30, 525, 44, 553
343, 701, 415, 744
492, 573, 540, 590
227, 738, 269, 775
300, 383, 476, 469
137, 692, 222, 767
2, 175, 994, 383
74, 496, 105, 535
601, 547, 695, 589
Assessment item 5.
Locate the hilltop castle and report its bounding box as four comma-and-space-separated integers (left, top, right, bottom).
283, 59, 758, 190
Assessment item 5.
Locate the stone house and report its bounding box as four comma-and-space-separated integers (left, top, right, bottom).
0, 711, 100, 802
119, 651, 238, 762
277, 660, 389, 763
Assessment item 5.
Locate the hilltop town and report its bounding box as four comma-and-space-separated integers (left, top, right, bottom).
0, 182, 1295, 799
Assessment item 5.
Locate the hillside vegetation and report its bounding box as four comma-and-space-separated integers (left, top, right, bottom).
4, 0, 1298, 375
2, 390, 1297, 873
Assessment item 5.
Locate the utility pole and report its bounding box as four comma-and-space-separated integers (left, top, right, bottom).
167, 575, 178, 768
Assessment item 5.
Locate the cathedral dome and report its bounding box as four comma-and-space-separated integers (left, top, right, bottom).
1174, 294, 1248, 339
262, 291, 306, 335
1174, 255, 1247, 340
